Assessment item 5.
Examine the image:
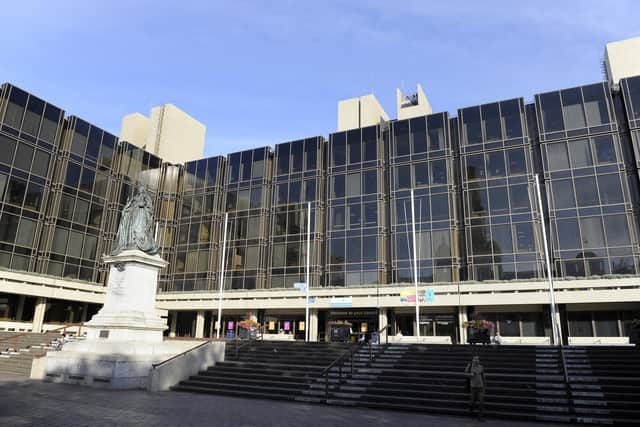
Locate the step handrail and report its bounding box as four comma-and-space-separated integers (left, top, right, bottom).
319, 343, 362, 402
559, 345, 576, 423
152, 339, 211, 369
234, 332, 264, 360
0, 322, 84, 344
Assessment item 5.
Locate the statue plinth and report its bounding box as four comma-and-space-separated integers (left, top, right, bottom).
84, 250, 168, 343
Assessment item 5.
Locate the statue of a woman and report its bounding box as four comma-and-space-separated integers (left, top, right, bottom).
111, 185, 159, 255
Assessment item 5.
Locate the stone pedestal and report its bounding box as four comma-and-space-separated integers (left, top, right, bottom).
39, 250, 193, 389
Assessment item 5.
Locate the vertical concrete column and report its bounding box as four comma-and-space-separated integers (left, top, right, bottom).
309, 309, 318, 342
458, 306, 468, 345
80, 303, 88, 323
195, 311, 205, 339
32, 297, 47, 333
378, 309, 388, 342
169, 311, 178, 338
15, 295, 25, 321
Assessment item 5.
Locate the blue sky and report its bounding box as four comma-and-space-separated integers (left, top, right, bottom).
1, 1, 639, 157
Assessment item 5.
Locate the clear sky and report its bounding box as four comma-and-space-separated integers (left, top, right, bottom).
1, 1, 639, 158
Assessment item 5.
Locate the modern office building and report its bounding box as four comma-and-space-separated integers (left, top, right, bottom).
1, 39, 640, 344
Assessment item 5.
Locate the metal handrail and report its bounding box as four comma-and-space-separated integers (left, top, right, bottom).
559, 345, 576, 422
234, 332, 264, 359
319, 343, 362, 402
152, 339, 212, 369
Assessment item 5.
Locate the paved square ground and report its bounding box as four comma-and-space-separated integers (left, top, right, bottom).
0, 377, 567, 427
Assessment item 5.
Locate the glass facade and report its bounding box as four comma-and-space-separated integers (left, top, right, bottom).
2, 76, 640, 295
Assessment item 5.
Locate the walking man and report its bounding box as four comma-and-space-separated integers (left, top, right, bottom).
465, 355, 486, 421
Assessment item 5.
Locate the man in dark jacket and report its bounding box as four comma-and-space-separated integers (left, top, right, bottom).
465, 355, 487, 421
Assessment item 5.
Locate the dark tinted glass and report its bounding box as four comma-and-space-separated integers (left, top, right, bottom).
363, 170, 377, 194
427, 114, 445, 150
414, 162, 428, 186
552, 180, 575, 209
575, 176, 598, 206
396, 166, 411, 189
4, 87, 27, 129
486, 151, 506, 177
482, 103, 501, 142
277, 144, 289, 175
240, 151, 252, 181
626, 76, 640, 119
0, 135, 17, 165
305, 138, 317, 170
507, 148, 526, 175
71, 120, 89, 156
394, 121, 410, 156
561, 87, 586, 129
557, 218, 580, 249
291, 141, 303, 172
362, 127, 377, 161
332, 174, 345, 198
332, 133, 346, 166
23, 97, 43, 136
304, 179, 316, 202
462, 107, 482, 144
431, 159, 447, 185
469, 189, 488, 217
582, 83, 610, 126
539, 92, 564, 132
501, 99, 523, 139
40, 105, 61, 143
86, 127, 102, 160
229, 153, 240, 182
466, 154, 485, 180
410, 117, 426, 154
594, 135, 616, 164
598, 174, 623, 204
489, 187, 509, 215
348, 129, 361, 164
32, 150, 50, 177
14, 143, 34, 171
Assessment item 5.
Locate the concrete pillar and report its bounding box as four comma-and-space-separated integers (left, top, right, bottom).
80, 303, 88, 323
458, 306, 468, 345
309, 309, 318, 342
15, 295, 25, 321
378, 309, 388, 342
195, 311, 205, 339
32, 297, 46, 333
169, 311, 177, 338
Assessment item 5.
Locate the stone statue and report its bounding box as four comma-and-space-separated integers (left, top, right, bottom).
111, 185, 159, 255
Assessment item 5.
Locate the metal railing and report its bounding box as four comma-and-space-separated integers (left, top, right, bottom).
0, 322, 84, 353
152, 339, 213, 369
559, 345, 576, 422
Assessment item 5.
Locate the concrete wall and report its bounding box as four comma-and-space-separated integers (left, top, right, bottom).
337, 94, 389, 132
605, 36, 640, 85
148, 341, 225, 392
120, 113, 151, 150
147, 104, 206, 164
397, 84, 433, 121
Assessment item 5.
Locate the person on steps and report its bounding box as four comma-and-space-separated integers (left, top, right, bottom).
465, 355, 487, 421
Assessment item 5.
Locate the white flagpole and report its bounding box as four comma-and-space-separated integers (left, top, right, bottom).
534, 175, 561, 346
410, 189, 420, 338
305, 202, 311, 342
216, 212, 229, 339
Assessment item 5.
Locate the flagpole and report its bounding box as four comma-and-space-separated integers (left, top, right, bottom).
305, 202, 311, 342
410, 189, 420, 338
216, 212, 229, 339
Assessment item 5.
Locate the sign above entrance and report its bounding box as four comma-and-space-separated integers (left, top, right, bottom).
293, 282, 307, 293
329, 297, 352, 308
399, 289, 436, 303
424, 289, 435, 303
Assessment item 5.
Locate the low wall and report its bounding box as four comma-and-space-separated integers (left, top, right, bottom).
148, 341, 225, 392
387, 336, 452, 344
568, 336, 631, 346
262, 334, 295, 341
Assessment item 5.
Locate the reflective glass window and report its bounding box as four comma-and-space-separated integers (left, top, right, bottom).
276, 183, 287, 204
291, 142, 303, 172
582, 83, 610, 126
410, 117, 427, 154
466, 154, 485, 180
515, 223, 535, 252
414, 162, 428, 186
16, 217, 36, 247
331, 175, 345, 198
557, 218, 581, 249
431, 160, 447, 185
289, 181, 301, 203
305, 138, 317, 170
40, 105, 60, 143
348, 129, 361, 164
552, 179, 576, 209
31, 150, 50, 177
431, 193, 449, 220
23, 97, 43, 136
394, 121, 410, 156
561, 88, 586, 129
471, 226, 491, 254
332, 133, 346, 166
580, 217, 605, 249
569, 139, 592, 168
491, 224, 513, 254
24, 183, 42, 210
71, 121, 88, 156
346, 237, 361, 263
482, 103, 501, 142
304, 179, 316, 202
362, 127, 377, 161
330, 238, 345, 263
331, 206, 345, 229
364, 202, 377, 225
575, 177, 598, 206
507, 148, 526, 175
276, 144, 289, 175
346, 173, 360, 197
363, 170, 377, 194
396, 166, 411, 189
594, 135, 616, 164
598, 174, 623, 204
0, 135, 17, 165
250, 187, 262, 208
8, 177, 26, 205
486, 151, 506, 177
432, 230, 451, 257
510, 184, 530, 211
489, 187, 509, 215
603, 215, 631, 246
547, 142, 569, 171
501, 99, 523, 139
14, 143, 34, 171
4, 88, 27, 129
469, 189, 488, 217
427, 114, 445, 150
462, 107, 482, 144
539, 92, 564, 132
349, 204, 361, 228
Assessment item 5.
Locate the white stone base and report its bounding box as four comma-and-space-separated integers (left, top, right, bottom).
41, 340, 200, 389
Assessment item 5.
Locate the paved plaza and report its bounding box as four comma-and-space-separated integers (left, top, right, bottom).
0, 377, 568, 427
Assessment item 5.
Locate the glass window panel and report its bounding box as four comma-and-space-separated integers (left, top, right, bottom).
416, 196, 430, 222
627, 77, 640, 119
241, 151, 252, 181
575, 177, 599, 206
396, 166, 411, 189
15, 218, 36, 247
521, 312, 544, 336
330, 238, 345, 263
250, 187, 262, 208
89, 204, 103, 227
466, 154, 485, 180
228, 153, 240, 183
82, 235, 97, 259
482, 102, 502, 142
14, 143, 34, 171
362, 127, 377, 161
246, 246, 259, 269
539, 92, 565, 132
491, 224, 513, 254
73, 199, 89, 224
0, 135, 17, 165
0, 213, 19, 243
489, 187, 509, 215
515, 222, 535, 252
225, 191, 237, 210
276, 183, 288, 204
594, 135, 616, 164
469, 189, 488, 217
552, 179, 576, 209
40, 105, 60, 143
395, 234, 409, 259
331, 206, 345, 230
31, 150, 50, 177
67, 230, 83, 258
71, 122, 88, 157
0, 173, 7, 201
305, 139, 317, 170
332, 133, 346, 166
427, 114, 445, 150
59, 195, 75, 220
580, 217, 605, 249
546, 142, 570, 171
507, 148, 526, 175
272, 243, 285, 267
394, 121, 410, 156
594, 311, 618, 336
363, 170, 377, 194
462, 107, 482, 144
487, 151, 506, 178
431, 159, 447, 185
499, 313, 520, 336
431, 194, 449, 221
598, 174, 624, 205
304, 179, 316, 202
274, 212, 286, 236
287, 211, 300, 235
364, 202, 377, 226
561, 88, 586, 129
331, 175, 345, 198
346, 237, 361, 263
471, 226, 492, 255
79, 168, 95, 193
569, 139, 592, 168
65, 163, 81, 188
362, 236, 377, 262
348, 129, 361, 164
568, 312, 593, 337
501, 99, 523, 139
410, 117, 427, 154
237, 189, 250, 210
557, 218, 581, 250
4, 88, 27, 129
23, 97, 43, 136
346, 173, 360, 197
291, 142, 303, 172
8, 177, 27, 205
349, 204, 361, 228
24, 182, 43, 210
417, 231, 431, 259
603, 215, 631, 246
582, 83, 610, 126
288, 180, 301, 203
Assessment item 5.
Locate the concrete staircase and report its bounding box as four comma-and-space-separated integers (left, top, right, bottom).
0, 331, 80, 378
